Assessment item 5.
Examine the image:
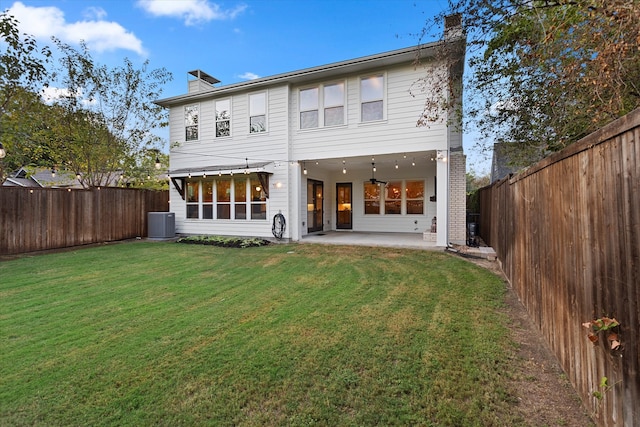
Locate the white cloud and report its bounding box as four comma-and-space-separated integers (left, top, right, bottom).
7, 2, 146, 56
136, 0, 247, 26
238, 72, 259, 80
82, 6, 108, 20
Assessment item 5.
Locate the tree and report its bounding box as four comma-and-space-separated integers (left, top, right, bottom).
420, 0, 640, 166
46, 40, 172, 188
0, 11, 51, 180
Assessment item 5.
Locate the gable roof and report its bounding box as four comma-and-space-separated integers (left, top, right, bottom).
155, 39, 464, 107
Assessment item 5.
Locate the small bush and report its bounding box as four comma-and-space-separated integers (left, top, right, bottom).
176, 235, 271, 248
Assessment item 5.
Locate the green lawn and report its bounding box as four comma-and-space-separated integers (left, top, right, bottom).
0, 242, 521, 426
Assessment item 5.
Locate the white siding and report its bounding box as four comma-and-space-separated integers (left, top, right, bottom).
164, 49, 464, 241
290, 62, 448, 162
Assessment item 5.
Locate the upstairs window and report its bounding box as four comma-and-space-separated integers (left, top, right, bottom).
323, 82, 344, 126
185, 104, 199, 141
300, 88, 319, 129
215, 99, 231, 137
361, 75, 384, 122
249, 92, 266, 133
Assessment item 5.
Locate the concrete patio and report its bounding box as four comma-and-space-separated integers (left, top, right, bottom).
300, 231, 497, 260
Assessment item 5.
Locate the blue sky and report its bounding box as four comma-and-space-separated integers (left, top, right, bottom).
4, 0, 490, 174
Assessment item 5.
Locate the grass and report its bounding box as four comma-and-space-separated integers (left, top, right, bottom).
0, 241, 522, 426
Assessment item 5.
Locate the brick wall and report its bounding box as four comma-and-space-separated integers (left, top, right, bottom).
448, 151, 466, 243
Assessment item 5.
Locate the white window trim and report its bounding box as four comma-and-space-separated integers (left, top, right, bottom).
323, 81, 346, 127
185, 177, 269, 221
363, 179, 425, 215
359, 73, 387, 123
184, 103, 200, 142
215, 98, 232, 138
298, 80, 346, 130
249, 91, 268, 134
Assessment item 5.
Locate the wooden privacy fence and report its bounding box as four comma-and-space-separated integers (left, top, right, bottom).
0, 187, 169, 256
478, 109, 639, 427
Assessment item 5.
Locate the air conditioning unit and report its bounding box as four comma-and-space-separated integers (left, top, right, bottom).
148, 212, 175, 239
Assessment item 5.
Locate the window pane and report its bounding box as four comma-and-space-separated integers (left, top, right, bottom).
365, 201, 380, 215
385, 200, 402, 214
361, 76, 383, 102
300, 88, 318, 111
406, 181, 424, 199
216, 121, 230, 137
300, 110, 318, 129
364, 183, 380, 215
234, 180, 246, 202
250, 115, 266, 133
185, 105, 199, 140
203, 181, 213, 203
203, 205, 213, 219
385, 182, 401, 215
187, 181, 199, 203
324, 83, 344, 107
385, 182, 402, 200
185, 105, 198, 126
217, 204, 230, 219
216, 99, 231, 137
362, 100, 383, 121
251, 203, 266, 220
235, 204, 247, 219
407, 200, 424, 214
216, 100, 230, 120
324, 106, 344, 126
364, 183, 380, 199
249, 93, 265, 115
251, 179, 266, 201
186, 205, 199, 218
217, 180, 230, 202
185, 126, 198, 141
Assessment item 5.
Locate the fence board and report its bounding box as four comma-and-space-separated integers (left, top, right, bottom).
0, 187, 168, 256
478, 108, 640, 427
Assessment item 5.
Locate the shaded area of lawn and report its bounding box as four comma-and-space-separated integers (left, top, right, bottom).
1, 242, 521, 426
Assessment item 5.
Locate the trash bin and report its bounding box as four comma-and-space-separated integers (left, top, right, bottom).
148, 212, 175, 238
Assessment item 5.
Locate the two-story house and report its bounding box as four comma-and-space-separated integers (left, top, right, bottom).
155, 17, 466, 246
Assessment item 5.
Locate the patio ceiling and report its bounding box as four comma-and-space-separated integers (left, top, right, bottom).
299, 150, 442, 175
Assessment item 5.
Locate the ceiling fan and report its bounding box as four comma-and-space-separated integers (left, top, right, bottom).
369, 162, 387, 185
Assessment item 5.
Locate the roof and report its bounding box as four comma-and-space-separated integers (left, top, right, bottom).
155, 38, 465, 107
168, 161, 273, 178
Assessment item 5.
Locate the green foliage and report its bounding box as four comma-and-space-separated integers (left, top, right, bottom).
0, 14, 172, 186
424, 0, 640, 167
48, 39, 172, 188
0, 12, 52, 180
176, 235, 271, 247
0, 243, 526, 426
